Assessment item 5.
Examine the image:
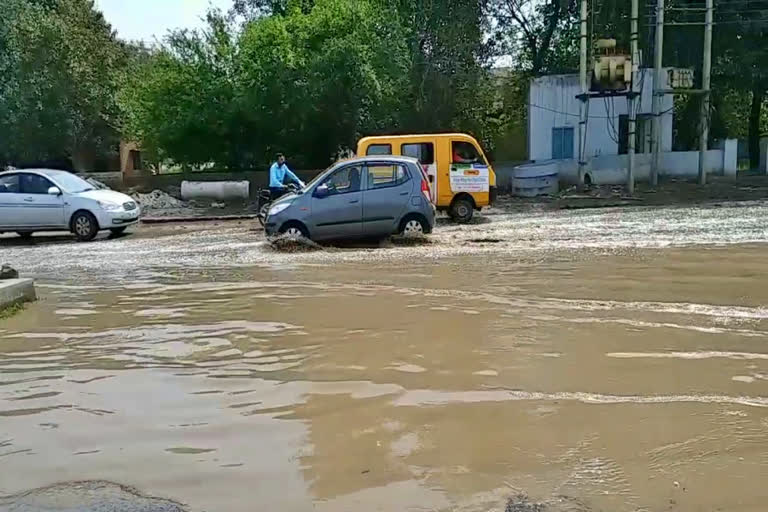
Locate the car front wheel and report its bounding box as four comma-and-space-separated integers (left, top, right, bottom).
71, 211, 99, 241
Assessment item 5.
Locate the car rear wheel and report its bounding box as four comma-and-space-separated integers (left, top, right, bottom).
17, 232, 33, 239
400, 216, 427, 238
71, 211, 99, 242
449, 197, 474, 223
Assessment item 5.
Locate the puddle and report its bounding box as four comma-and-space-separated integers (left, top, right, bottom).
2, 203, 768, 511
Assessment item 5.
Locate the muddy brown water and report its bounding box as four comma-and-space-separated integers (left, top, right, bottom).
1, 203, 768, 511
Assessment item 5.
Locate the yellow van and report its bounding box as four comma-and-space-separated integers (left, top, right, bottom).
357, 133, 497, 222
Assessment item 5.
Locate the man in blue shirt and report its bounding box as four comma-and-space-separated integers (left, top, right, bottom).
269, 153, 304, 200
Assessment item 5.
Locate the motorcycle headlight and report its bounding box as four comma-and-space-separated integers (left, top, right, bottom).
98, 201, 122, 211
268, 202, 291, 216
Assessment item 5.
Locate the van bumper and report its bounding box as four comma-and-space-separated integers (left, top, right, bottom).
489, 186, 498, 205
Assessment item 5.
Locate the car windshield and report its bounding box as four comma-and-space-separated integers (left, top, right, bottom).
51, 172, 95, 193
303, 163, 336, 190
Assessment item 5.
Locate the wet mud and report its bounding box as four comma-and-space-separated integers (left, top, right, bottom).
2, 201, 768, 511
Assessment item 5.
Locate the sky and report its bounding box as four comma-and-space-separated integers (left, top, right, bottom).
95, 0, 233, 43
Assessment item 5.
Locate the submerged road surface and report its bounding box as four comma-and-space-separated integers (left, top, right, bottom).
1, 202, 768, 511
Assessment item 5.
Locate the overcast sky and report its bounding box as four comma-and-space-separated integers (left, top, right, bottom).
95, 0, 233, 42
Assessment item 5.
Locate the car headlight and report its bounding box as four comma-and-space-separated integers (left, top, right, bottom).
98, 201, 122, 211
268, 203, 290, 216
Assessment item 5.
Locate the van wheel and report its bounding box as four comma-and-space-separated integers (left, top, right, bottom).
71, 211, 99, 241
449, 197, 474, 223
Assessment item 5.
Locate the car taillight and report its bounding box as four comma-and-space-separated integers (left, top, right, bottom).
421, 177, 431, 201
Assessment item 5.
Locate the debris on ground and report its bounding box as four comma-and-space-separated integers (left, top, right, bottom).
210, 202, 226, 209
505, 494, 547, 512
267, 234, 324, 252
505, 493, 590, 512
0, 480, 186, 512
131, 190, 187, 211
389, 235, 433, 246
0, 264, 19, 280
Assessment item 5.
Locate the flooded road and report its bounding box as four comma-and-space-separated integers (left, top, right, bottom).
2, 202, 768, 511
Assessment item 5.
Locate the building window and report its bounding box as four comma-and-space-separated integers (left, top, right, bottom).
130, 150, 142, 170
552, 127, 574, 159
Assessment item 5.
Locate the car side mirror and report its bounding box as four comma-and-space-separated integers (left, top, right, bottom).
314, 184, 329, 198
47, 186, 62, 196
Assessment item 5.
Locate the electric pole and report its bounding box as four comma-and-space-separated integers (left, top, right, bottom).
650, 0, 665, 186
698, 0, 714, 185
578, 0, 589, 186
627, 0, 639, 194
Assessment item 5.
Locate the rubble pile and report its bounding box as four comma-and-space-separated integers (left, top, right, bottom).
131, 190, 187, 211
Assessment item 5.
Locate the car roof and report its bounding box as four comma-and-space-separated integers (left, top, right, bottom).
0, 168, 72, 178
358, 133, 480, 145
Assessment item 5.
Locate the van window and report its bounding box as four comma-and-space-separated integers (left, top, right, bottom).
401, 143, 434, 165
451, 141, 486, 165
366, 144, 391, 156
0, 174, 20, 193
366, 164, 409, 189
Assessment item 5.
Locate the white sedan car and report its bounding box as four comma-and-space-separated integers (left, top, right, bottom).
0, 169, 140, 241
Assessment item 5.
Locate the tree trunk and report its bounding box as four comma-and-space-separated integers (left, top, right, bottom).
748, 83, 765, 170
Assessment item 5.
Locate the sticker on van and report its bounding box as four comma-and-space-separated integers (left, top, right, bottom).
450, 164, 489, 193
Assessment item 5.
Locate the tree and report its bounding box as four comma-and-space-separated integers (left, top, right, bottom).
489, 0, 579, 76
0, 0, 127, 169
119, 11, 242, 168
121, 0, 413, 169
712, 2, 768, 168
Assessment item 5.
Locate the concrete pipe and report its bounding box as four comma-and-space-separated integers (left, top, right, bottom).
181, 180, 250, 201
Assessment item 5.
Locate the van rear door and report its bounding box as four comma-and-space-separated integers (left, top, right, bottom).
401, 142, 436, 203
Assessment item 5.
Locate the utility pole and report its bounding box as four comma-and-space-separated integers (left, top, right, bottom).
627, 0, 639, 194
578, 0, 589, 186
698, 0, 714, 185
650, 0, 665, 186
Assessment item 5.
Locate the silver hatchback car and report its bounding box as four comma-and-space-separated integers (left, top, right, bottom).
264, 156, 435, 241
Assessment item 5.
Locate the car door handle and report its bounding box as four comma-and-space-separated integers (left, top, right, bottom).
349, 199, 359, 204
23, 197, 34, 202
399, 191, 409, 196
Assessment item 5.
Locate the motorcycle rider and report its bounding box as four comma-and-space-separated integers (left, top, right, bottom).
269, 153, 305, 200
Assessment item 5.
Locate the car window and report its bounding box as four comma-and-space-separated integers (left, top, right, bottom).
20, 174, 55, 194
0, 174, 20, 193
366, 163, 409, 189
322, 165, 362, 195
366, 144, 391, 156
401, 143, 434, 165
451, 141, 486, 165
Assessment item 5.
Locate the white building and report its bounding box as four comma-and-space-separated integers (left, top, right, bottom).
521, 68, 736, 186
528, 68, 674, 162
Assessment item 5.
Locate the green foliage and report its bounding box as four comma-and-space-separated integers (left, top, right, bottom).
0, 0, 126, 168
122, 0, 499, 169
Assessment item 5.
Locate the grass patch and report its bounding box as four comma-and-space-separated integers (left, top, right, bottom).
0, 301, 26, 320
